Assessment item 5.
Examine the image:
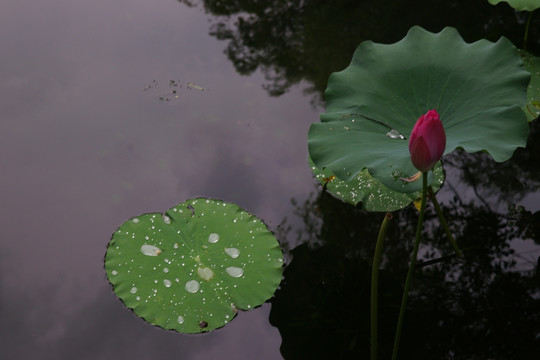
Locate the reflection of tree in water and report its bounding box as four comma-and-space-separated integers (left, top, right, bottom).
445, 120, 540, 208
179, 0, 539, 101
176, 2, 540, 356
271, 121, 540, 358
271, 192, 540, 358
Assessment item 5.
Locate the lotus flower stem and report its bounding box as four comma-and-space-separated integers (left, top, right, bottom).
428, 185, 464, 258
524, 11, 533, 50
391, 173, 427, 360
371, 212, 393, 360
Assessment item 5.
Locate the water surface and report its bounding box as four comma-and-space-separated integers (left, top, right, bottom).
2, 1, 539, 359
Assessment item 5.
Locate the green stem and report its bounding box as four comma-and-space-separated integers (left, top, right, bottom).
371, 212, 393, 360
524, 11, 533, 51
428, 186, 463, 258
391, 173, 428, 360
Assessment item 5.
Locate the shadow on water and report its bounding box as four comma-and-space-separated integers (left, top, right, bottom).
180, 0, 540, 103
269, 120, 540, 359
5, 0, 540, 358
171, 1, 540, 358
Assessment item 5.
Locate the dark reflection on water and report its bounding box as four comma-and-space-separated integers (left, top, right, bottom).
272, 120, 540, 359
2, 0, 540, 359
181, 4, 540, 357
182, 0, 539, 101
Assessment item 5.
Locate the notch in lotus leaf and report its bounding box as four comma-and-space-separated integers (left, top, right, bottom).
309, 26, 530, 194
104, 198, 284, 333
487, 0, 540, 11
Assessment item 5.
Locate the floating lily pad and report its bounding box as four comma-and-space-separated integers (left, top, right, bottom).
309, 157, 444, 212
520, 50, 540, 121
105, 198, 284, 333
308, 26, 530, 194
488, 0, 540, 11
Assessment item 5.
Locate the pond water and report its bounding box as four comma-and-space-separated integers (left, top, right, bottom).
2, 0, 539, 359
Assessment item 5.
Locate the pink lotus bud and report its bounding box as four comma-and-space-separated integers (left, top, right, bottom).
408, 109, 446, 173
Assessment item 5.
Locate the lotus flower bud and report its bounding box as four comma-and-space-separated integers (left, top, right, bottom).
408, 110, 446, 173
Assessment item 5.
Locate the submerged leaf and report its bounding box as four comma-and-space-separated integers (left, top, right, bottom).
105, 198, 283, 333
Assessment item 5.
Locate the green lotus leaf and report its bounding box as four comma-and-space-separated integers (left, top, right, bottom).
308, 26, 530, 193
488, 0, 540, 11
105, 198, 283, 333
520, 50, 540, 121
309, 157, 444, 212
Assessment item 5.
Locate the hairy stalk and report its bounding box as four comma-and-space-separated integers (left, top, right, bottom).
391, 173, 427, 360
371, 212, 393, 360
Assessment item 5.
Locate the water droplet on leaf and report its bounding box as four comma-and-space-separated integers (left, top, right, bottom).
225, 266, 244, 278
224, 248, 240, 258
386, 129, 406, 140
140, 244, 162, 256
197, 266, 214, 281
185, 280, 200, 293
208, 233, 219, 243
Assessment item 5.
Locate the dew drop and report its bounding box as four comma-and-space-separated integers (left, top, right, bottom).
208, 233, 219, 243
177, 315, 184, 324
224, 247, 240, 258
132, 218, 139, 223
163, 279, 172, 288
197, 267, 214, 281
185, 280, 200, 293
386, 129, 406, 140
163, 215, 171, 224
163, 267, 169, 273
111, 270, 118, 276
130, 287, 138, 294
226, 266, 244, 278
140, 244, 162, 256
136, 296, 140, 301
